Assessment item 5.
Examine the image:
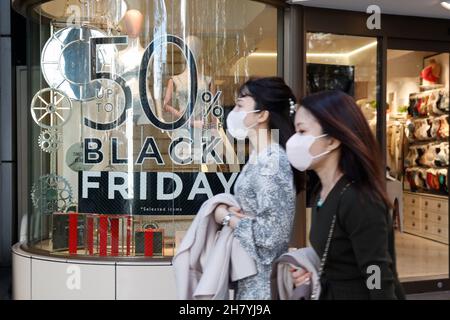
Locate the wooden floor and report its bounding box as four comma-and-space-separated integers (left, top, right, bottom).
395, 231, 449, 282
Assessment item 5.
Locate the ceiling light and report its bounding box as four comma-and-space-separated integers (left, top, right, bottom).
249, 52, 277, 58
441, 2, 450, 10
348, 41, 377, 56
307, 41, 377, 58
306, 52, 347, 58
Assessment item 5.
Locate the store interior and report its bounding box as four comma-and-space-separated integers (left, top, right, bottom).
387, 49, 449, 281
305, 33, 449, 282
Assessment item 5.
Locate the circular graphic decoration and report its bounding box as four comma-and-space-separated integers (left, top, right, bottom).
31, 174, 73, 215
65, 142, 94, 172
30, 88, 72, 129
38, 129, 62, 153
40, 25, 117, 101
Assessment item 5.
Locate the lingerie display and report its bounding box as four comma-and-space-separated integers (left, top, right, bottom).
404, 88, 449, 195
407, 89, 449, 117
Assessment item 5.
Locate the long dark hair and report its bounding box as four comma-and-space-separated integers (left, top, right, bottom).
239, 77, 296, 149
238, 77, 302, 193
300, 90, 391, 208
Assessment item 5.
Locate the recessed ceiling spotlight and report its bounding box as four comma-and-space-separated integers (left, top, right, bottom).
441, 1, 450, 10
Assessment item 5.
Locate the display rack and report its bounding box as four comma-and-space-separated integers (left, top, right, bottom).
404, 87, 449, 196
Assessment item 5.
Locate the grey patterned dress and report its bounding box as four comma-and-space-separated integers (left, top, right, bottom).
233, 142, 296, 300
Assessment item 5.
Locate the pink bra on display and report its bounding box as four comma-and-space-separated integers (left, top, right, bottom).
422, 145, 437, 167
438, 116, 449, 138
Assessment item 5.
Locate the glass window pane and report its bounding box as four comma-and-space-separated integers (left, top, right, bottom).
306, 33, 378, 136
27, 0, 279, 258
304, 32, 379, 227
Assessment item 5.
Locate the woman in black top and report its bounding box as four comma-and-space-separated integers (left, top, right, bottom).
286, 90, 404, 300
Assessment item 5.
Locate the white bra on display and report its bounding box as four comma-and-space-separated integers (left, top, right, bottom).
414, 119, 430, 140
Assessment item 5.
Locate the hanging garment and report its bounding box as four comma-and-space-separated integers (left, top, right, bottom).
172, 193, 257, 300
387, 123, 404, 177
431, 118, 441, 138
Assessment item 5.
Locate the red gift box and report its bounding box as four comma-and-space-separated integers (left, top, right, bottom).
84, 214, 131, 257
135, 228, 164, 257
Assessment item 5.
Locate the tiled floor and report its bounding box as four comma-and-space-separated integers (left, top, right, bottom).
395, 231, 449, 282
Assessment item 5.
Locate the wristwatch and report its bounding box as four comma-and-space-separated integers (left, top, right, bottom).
221, 213, 233, 226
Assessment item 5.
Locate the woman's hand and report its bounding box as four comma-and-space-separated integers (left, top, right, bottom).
214, 204, 230, 224
214, 205, 246, 229
291, 267, 312, 287
228, 206, 245, 218
228, 206, 245, 229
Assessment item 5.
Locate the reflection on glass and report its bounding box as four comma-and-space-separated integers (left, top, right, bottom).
27, 0, 279, 259
306, 33, 378, 135
387, 49, 449, 282
304, 32, 380, 224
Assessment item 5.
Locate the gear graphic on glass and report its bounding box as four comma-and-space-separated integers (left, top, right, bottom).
30, 88, 72, 129
38, 129, 62, 153
31, 174, 73, 215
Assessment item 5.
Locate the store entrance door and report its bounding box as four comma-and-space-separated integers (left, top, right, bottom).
386, 39, 449, 293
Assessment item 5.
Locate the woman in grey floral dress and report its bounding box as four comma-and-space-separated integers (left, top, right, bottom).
214, 77, 299, 299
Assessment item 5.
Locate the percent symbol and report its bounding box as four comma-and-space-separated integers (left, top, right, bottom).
201, 91, 223, 118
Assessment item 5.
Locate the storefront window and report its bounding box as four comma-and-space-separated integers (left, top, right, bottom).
306, 33, 379, 136
25, 0, 279, 258
304, 32, 380, 215
387, 49, 449, 282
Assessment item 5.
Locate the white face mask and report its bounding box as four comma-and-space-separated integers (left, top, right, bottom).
286, 133, 331, 171
226, 110, 260, 140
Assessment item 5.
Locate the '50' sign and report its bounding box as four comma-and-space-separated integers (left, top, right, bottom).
87, 35, 198, 131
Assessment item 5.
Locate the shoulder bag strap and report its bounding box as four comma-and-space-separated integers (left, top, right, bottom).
311, 180, 354, 299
